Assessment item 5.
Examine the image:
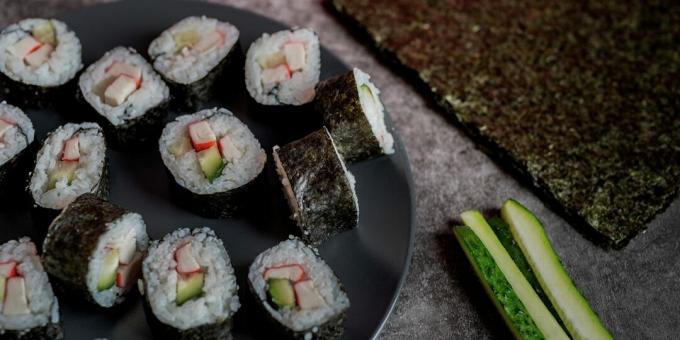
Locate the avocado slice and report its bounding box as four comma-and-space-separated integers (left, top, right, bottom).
0, 278, 5, 302
174, 30, 199, 51
460, 210, 568, 339
33, 20, 56, 45
176, 271, 204, 306
47, 161, 78, 190
169, 136, 192, 157
501, 199, 612, 340
97, 249, 119, 291
197, 145, 224, 183
267, 278, 295, 309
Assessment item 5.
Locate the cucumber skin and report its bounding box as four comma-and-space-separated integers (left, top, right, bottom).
488, 216, 563, 326
501, 199, 612, 340
453, 226, 544, 340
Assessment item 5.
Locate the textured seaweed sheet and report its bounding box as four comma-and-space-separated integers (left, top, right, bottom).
331, 0, 680, 247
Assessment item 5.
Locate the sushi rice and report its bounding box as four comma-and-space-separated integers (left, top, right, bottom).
0, 102, 34, 167
245, 28, 320, 105
352, 68, 393, 155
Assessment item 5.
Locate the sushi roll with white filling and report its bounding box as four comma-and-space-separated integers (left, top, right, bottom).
248, 239, 349, 339
0, 18, 82, 106
28, 122, 107, 221
273, 128, 358, 246
245, 28, 320, 106
159, 108, 266, 218
315, 68, 394, 162
0, 238, 63, 340
78, 47, 171, 148
42, 194, 149, 308
0, 102, 35, 198
149, 16, 241, 110
140, 228, 240, 339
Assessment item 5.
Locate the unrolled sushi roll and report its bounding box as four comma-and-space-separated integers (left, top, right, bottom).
248, 239, 350, 339
315, 68, 394, 162
28, 122, 108, 222
0, 18, 82, 106
245, 28, 320, 106
78, 47, 171, 148
149, 16, 240, 110
159, 108, 266, 218
0, 238, 63, 340
140, 228, 240, 339
0, 102, 34, 198
42, 194, 149, 308
273, 128, 358, 245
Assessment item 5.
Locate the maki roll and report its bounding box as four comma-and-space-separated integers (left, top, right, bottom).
28, 122, 107, 221
0, 18, 82, 106
273, 128, 358, 245
315, 68, 394, 162
148, 16, 240, 110
78, 47, 171, 148
0, 102, 34, 198
42, 194, 149, 308
0, 238, 63, 340
159, 108, 266, 218
248, 239, 350, 339
140, 228, 240, 339
245, 28, 320, 105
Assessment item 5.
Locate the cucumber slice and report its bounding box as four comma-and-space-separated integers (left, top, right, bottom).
0, 278, 5, 302
47, 161, 78, 189
169, 136, 192, 157
488, 216, 562, 324
197, 145, 224, 183
174, 30, 199, 51
461, 210, 568, 340
97, 249, 119, 291
501, 199, 612, 340
33, 20, 56, 45
453, 226, 543, 339
176, 271, 204, 306
267, 278, 295, 309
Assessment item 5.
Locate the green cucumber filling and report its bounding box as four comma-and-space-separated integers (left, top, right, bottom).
264, 264, 327, 311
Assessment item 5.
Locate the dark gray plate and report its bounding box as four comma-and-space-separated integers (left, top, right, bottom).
0, 1, 415, 339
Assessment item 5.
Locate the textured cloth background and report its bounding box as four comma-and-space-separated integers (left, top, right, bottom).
1, 0, 678, 338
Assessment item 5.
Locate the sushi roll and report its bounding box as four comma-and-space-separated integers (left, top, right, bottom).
248, 239, 350, 339
273, 128, 358, 246
148, 16, 241, 110
28, 122, 107, 222
0, 102, 35, 199
315, 68, 394, 162
245, 28, 320, 106
140, 228, 240, 339
42, 194, 149, 308
78, 47, 171, 148
0, 238, 63, 340
0, 18, 82, 107
159, 108, 266, 218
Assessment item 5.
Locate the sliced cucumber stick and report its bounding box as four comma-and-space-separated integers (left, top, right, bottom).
461, 210, 569, 340
501, 199, 612, 340
454, 226, 544, 339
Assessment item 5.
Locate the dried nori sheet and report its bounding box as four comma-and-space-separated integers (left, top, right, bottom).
331, 0, 680, 247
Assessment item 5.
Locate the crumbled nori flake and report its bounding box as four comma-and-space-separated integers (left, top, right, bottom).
331, 0, 680, 246
274, 128, 358, 246
0, 321, 64, 340
315, 70, 384, 163
42, 193, 127, 306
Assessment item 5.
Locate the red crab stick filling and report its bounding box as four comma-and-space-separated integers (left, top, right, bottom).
96, 232, 143, 292
47, 135, 80, 190
174, 243, 205, 306
8, 21, 57, 68
0, 119, 15, 148
102, 61, 142, 107
265, 263, 327, 311
0, 261, 30, 315
258, 41, 306, 87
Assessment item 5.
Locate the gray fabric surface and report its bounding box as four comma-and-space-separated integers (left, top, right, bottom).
1, 1, 678, 339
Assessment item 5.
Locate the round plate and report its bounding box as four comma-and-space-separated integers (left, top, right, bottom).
0, 1, 415, 339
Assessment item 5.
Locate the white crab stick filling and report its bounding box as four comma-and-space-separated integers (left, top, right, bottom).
102, 62, 142, 107
258, 41, 306, 87
9, 36, 53, 68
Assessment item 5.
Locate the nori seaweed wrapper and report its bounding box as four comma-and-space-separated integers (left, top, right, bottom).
247, 279, 346, 340
160, 43, 243, 111
140, 290, 233, 340
41, 193, 126, 306
0, 74, 79, 110
315, 70, 384, 163
331, 0, 680, 247
274, 128, 358, 246
167, 168, 264, 219
76, 88, 172, 150
0, 135, 36, 206
0, 322, 64, 340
